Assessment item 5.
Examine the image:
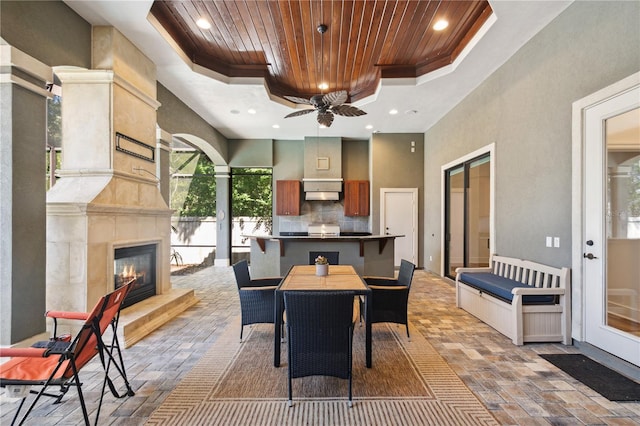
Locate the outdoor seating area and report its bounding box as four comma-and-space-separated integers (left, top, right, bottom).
1, 265, 637, 425
1, 1, 639, 424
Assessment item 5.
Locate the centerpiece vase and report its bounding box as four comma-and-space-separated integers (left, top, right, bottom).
316, 263, 329, 276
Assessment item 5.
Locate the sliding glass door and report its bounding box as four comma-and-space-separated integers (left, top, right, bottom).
444, 154, 491, 279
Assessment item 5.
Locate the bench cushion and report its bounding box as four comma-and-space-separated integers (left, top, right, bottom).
458, 272, 556, 304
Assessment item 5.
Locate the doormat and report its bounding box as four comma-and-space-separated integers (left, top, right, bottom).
540, 354, 640, 402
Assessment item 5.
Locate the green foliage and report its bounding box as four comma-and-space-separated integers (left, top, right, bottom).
169, 152, 273, 235
170, 151, 216, 217
232, 168, 273, 234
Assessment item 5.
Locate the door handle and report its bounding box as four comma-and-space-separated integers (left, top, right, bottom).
583, 253, 598, 260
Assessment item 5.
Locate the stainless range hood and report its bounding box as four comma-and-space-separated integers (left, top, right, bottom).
303, 137, 342, 200
303, 179, 342, 200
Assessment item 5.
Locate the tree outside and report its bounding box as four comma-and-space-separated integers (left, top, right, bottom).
232, 167, 273, 238
169, 146, 273, 265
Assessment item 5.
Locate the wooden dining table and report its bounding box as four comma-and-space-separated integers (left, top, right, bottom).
274, 264, 373, 368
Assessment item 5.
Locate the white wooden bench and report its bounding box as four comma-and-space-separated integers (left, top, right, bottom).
455, 255, 571, 345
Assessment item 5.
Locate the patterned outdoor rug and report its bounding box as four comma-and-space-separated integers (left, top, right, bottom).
146, 318, 497, 425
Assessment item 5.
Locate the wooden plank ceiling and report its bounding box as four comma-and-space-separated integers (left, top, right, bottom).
150, 1, 492, 103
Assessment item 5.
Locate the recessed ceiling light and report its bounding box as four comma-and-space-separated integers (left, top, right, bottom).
318, 82, 329, 90
433, 19, 448, 31
247, 108, 257, 114
272, 124, 280, 129
365, 124, 373, 130
389, 109, 398, 115
196, 18, 211, 30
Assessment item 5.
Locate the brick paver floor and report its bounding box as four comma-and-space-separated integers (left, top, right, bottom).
1, 266, 639, 425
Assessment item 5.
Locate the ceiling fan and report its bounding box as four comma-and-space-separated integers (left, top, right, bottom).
283, 91, 366, 127
283, 24, 366, 128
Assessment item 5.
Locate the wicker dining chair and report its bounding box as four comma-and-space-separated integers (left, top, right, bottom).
283, 291, 356, 407
364, 259, 416, 338
232, 259, 283, 342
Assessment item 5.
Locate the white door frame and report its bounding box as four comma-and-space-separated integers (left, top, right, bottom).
440, 143, 495, 277
571, 71, 640, 362
380, 188, 418, 266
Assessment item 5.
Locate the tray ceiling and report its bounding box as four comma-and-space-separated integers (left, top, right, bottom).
150, 0, 491, 102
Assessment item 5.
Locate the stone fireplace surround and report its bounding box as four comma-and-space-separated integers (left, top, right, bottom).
45, 27, 197, 347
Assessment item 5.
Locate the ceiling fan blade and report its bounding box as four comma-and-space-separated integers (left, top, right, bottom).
317, 111, 334, 127
331, 104, 367, 117
284, 109, 315, 118
284, 95, 311, 105
323, 90, 348, 106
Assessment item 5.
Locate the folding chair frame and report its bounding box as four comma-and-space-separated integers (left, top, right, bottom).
1, 282, 136, 426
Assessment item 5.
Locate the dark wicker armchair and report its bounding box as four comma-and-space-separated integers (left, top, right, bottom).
364, 259, 416, 338
232, 260, 282, 342
283, 291, 356, 407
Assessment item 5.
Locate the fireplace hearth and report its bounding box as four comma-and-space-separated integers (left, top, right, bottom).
115, 244, 157, 308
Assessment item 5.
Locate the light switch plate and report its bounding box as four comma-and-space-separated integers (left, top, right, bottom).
546, 236, 552, 247
554, 237, 560, 248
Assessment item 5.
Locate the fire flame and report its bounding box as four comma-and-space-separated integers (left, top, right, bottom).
121, 264, 136, 279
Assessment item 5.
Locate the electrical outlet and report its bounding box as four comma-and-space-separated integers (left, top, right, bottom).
429, 256, 433, 261
554, 237, 560, 248
546, 236, 552, 247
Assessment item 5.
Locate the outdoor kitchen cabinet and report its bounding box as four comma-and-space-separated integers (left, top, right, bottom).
276, 180, 301, 216
344, 180, 369, 216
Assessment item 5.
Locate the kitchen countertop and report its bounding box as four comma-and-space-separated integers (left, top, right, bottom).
243, 234, 404, 241
245, 234, 402, 278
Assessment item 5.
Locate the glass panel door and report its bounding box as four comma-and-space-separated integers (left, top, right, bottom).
445, 154, 491, 279
468, 157, 491, 270
584, 86, 640, 366
445, 166, 465, 277
606, 108, 640, 338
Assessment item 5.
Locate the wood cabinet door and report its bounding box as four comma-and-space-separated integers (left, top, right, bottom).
276, 180, 300, 215
344, 180, 369, 216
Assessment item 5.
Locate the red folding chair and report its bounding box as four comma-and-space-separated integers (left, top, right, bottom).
0, 281, 135, 425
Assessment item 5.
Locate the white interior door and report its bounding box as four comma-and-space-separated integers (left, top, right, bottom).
381, 188, 418, 267
584, 84, 640, 366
